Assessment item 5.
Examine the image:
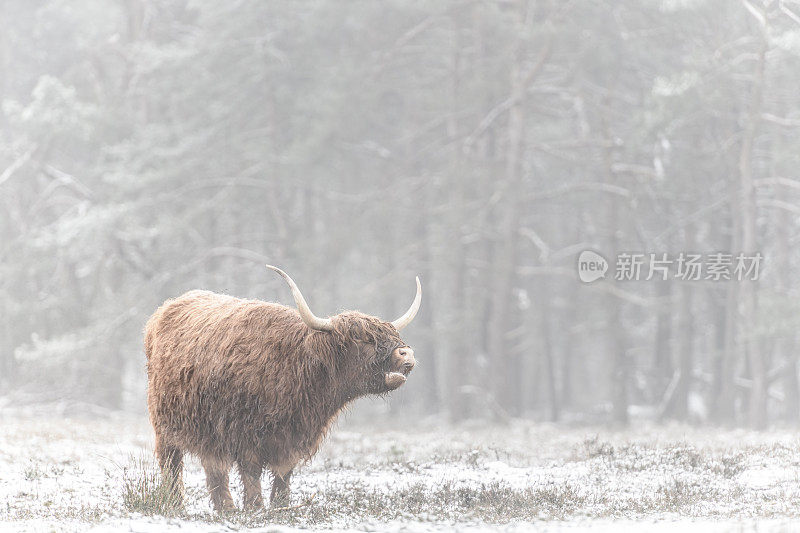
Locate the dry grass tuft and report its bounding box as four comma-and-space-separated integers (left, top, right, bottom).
121, 456, 183, 517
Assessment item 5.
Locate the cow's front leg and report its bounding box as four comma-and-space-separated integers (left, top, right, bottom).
269, 468, 293, 508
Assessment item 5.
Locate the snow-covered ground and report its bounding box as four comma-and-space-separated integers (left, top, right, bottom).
3, 409, 800, 531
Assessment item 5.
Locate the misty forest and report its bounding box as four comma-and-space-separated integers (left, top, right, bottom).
4, 0, 799, 428
4, 0, 800, 530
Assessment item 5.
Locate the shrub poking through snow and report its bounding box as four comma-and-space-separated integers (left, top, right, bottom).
121, 456, 183, 517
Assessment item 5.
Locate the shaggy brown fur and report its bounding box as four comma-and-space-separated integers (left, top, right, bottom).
145, 289, 415, 511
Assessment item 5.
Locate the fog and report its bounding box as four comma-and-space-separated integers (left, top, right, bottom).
2, 0, 799, 429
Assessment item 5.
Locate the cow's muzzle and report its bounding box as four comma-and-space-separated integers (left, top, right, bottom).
384, 346, 415, 390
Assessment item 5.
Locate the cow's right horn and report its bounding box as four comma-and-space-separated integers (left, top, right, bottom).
391, 276, 421, 331
266, 265, 334, 332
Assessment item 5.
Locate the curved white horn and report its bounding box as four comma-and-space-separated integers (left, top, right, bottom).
266, 265, 333, 332
391, 276, 421, 331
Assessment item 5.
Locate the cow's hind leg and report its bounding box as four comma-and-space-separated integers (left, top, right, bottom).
269, 467, 293, 508
237, 459, 264, 510
201, 456, 235, 512
155, 437, 184, 503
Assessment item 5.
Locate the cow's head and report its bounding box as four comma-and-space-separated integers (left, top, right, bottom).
266, 265, 420, 394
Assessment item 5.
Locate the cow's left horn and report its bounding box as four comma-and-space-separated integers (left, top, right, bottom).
266, 265, 334, 332
391, 276, 421, 331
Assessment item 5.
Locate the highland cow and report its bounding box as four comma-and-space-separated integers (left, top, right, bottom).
144, 265, 420, 511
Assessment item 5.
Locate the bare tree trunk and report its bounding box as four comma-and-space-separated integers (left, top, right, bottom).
419, 185, 441, 412
0, 0, 9, 136
559, 278, 577, 410
601, 127, 628, 426
0, 0, 11, 390
607, 263, 627, 425
739, 21, 767, 429
653, 279, 673, 400
487, 0, 528, 417
774, 196, 798, 424
540, 280, 559, 421
673, 273, 694, 420
439, 14, 469, 421
718, 280, 740, 424
711, 138, 741, 425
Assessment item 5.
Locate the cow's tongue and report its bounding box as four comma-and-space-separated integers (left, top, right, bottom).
384, 372, 407, 389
